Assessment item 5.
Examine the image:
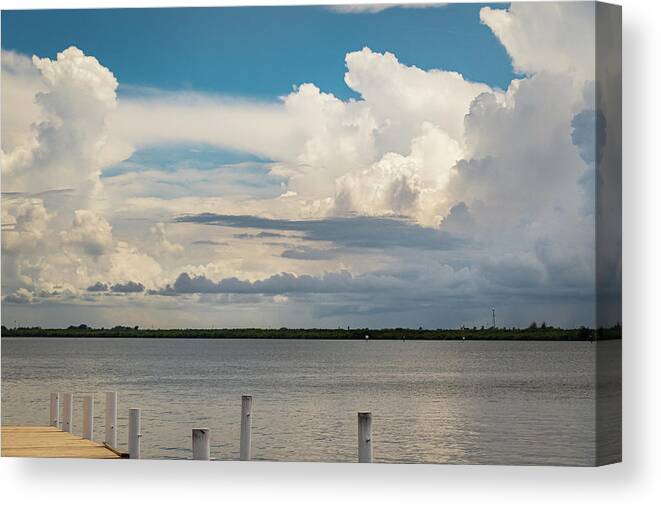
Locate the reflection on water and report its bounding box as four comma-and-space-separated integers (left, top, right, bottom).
1, 338, 609, 465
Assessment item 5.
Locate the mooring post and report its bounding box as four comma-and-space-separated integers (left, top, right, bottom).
358, 412, 373, 463
192, 428, 210, 460
49, 393, 59, 427
240, 395, 253, 461
82, 395, 94, 440
128, 408, 141, 459
62, 393, 73, 433
104, 391, 117, 448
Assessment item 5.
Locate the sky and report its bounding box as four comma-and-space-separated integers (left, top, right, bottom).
1, 5, 515, 98
1, 3, 621, 329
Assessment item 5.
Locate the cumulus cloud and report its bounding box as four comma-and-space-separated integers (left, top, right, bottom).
436, 70, 597, 301
85, 281, 145, 294
333, 122, 462, 223
334, 152, 421, 216
345, 48, 490, 147
155, 267, 467, 297
1, 198, 53, 254
1, 2, 617, 328
1, 47, 169, 305
448, 72, 590, 229
102, 242, 163, 288
3, 288, 35, 305
438, 202, 476, 235
2, 47, 122, 199
61, 210, 113, 256
150, 222, 184, 256
480, 3, 595, 80
87, 282, 109, 292
1, 50, 45, 158
106, 47, 489, 220
110, 281, 145, 293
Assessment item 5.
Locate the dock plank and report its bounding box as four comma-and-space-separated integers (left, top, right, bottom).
1, 426, 123, 459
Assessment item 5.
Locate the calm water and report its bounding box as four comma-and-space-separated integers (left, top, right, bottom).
1, 338, 606, 465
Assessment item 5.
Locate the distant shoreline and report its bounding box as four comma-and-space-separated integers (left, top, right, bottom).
1, 326, 621, 341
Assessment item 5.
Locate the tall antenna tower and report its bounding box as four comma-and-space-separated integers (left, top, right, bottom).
491, 308, 496, 328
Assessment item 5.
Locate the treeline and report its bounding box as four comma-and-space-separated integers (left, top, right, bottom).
1, 325, 622, 340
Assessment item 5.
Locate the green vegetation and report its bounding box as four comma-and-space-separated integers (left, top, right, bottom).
1, 324, 621, 340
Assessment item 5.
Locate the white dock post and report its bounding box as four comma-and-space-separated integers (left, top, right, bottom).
49, 393, 59, 427
192, 428, 210, 460
240, 395, 253, 461
128, 408, 141, 459
82, 395, 94, 440
358, 412, 373, 463
104, 392, 117, 448
62, 393, 73, 433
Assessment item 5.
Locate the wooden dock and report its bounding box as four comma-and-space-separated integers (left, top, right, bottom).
2, 391, 374, 462
1, 426, 124, 459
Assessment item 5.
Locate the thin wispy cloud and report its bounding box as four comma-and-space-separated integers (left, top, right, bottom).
326, 3, 447, 14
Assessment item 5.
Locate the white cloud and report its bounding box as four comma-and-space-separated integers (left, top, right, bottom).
1, 1, 614, 328
480, 3, 595, 80
334, 121, 462, 224
103, 241, 163, 288
326, 4, 394, 14
451, 73, 588, 226
1, 198, 53, 254
105, 47, 489, 224
150, 222, 184, 256
2, 47, 122, 201
1, 47, 168, 302
109, 92, 297, 162
326, 3, 447, 14
61, 210, 114, 256
3, 288, 35, 305
1, 50, 45, 158
344, 47, 491, 149
335, 151, 421, 216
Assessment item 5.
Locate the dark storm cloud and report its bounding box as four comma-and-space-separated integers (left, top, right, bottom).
151, 262, 486, 306
87, 281, 145, 293
2, 291, 32, 304
174, 213, 462, 250
439, 202, 476, 234
110, 281, 145, 293
155, 270, 410, 296
479, 255, 545, 289
87, 282, 109, 292
571, 109, 606, 166
571, 108, 606, 212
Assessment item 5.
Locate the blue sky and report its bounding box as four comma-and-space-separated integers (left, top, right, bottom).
2, 4, 515, 100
